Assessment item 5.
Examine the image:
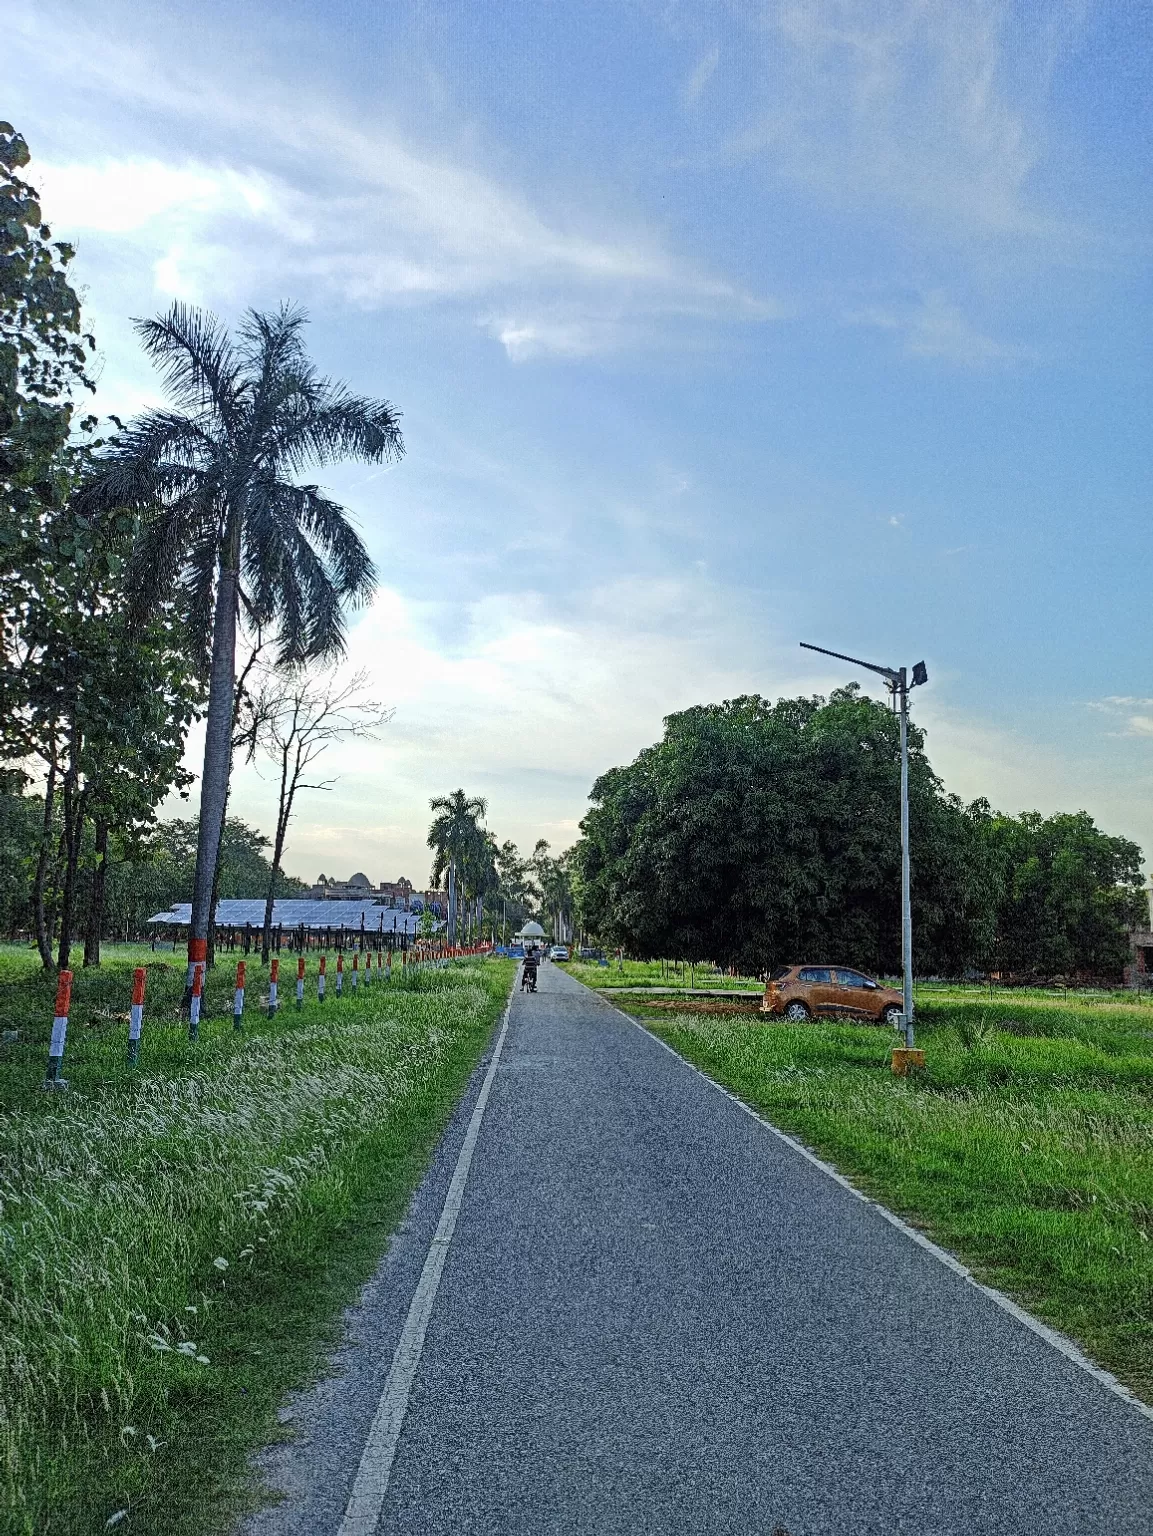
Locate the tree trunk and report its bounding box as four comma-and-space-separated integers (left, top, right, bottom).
188, 528, 241, 979
33, 745, 58, 971
83, 818, 109, 966
207, 796, 227, 968
447, 860, 458, 944
262, 745, 294, 964
56, 769, 88, 973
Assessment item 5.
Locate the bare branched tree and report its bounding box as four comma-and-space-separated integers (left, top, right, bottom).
251, 666, 392, 961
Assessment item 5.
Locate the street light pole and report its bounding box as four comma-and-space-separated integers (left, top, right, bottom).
800, 642, 927, 1049
897, 666, 914, 1049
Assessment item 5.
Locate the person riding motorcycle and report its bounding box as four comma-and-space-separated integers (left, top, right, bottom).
522, 946, 540, 992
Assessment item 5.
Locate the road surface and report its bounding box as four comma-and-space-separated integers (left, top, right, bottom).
246, 961, 1153, 1535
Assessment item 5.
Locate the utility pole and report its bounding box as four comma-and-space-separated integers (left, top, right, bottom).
801, 642, 928, 1051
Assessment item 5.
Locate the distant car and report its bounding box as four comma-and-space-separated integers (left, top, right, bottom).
762, 965, 904, 1025
549, 945, 570, 961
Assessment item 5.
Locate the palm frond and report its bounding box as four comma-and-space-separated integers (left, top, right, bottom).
133, 304, 241, 423
271, 382, 405, 472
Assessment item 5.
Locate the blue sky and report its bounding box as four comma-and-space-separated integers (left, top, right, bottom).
7, 0, 1151, 884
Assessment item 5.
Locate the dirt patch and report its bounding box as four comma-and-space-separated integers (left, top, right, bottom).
628, 997, 765, 1016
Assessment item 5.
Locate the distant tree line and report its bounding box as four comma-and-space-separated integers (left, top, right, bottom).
572, 688, 1147, 981
424, 789, 576, 946
0, 790, 305, 953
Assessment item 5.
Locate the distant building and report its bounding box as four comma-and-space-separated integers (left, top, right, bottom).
308, 872, 375, 900
304, 873, 445, 914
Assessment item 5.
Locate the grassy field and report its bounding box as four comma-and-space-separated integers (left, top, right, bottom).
611, 987, 1153, 1403
565, 957, 762, 990
0, 944, 513, 1536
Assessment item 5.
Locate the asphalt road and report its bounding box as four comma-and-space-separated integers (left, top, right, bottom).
246, 961, 1153, 1535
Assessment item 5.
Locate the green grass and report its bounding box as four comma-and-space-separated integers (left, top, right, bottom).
0, 945, 514, 1535
616, 990, 1153, 1403
565, 957, 762, 991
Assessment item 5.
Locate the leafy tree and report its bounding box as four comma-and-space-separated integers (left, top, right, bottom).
979, 810, 1145, 978
0, 120, 94, 571
5, 484, 202, 968
490, 838, 533, 941
105, 816, 307, 938
0, 769, 42, 935
77, 303, 403, 975
530, 839, 576, 944
573, 687, 994, 977
427, 789, 487, 944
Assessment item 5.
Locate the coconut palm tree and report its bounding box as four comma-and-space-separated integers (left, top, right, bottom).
427, 789, 487, 944
78, 303, 403, 981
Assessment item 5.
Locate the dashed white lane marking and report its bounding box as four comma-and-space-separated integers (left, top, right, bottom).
589, 982, 1153, 1428
338, 1000, 513, 1536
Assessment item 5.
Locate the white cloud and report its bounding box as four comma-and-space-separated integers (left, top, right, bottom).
13, 10, 774, 359
683, 46, 720, 105
1092, 698, 1153, 740
732, 0, 1087, 246
846, 289, 1032, 366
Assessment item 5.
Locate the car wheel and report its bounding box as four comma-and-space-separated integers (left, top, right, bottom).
882, 1004, 903, 1027
784, 1000, 810, 1022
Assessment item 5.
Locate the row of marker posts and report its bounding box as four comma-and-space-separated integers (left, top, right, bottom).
40, 939, 451, 1087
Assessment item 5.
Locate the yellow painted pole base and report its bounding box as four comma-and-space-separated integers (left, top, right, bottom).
891, 1047, 925, 1076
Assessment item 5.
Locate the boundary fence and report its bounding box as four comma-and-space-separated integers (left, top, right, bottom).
38, 943, 494, 1092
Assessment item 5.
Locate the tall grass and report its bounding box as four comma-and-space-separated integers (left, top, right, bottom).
0, 959, 509, 1535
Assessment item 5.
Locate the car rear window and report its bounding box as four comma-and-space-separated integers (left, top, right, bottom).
768, 966, 791, 981
798, 967, 832, 982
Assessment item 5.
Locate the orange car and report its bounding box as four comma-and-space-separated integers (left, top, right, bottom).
762, 964, 904, 1025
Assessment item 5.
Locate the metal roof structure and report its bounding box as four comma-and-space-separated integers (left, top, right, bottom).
147, 899, 433, 934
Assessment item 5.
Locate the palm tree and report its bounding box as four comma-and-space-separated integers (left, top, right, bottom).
78, 303, 403, 980
427, 790, 487, 944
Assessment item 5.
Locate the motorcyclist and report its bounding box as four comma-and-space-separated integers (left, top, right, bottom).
522, 946, 539, 992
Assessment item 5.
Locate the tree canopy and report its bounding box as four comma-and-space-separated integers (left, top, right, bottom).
573, 688, 1144, 980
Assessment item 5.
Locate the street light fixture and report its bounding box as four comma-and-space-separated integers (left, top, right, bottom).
800, 641, 928, 1050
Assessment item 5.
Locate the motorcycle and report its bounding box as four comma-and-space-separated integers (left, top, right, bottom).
521, 960, 538, 993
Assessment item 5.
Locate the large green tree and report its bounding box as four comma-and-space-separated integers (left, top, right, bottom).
573, 687, 994, 977
77, 303, 403, 976
0, 120, 94, 568
978, 809, 1145, 979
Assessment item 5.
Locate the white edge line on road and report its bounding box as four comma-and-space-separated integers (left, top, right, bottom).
595, 987, 1153, 1427
337, 998, 513, 1536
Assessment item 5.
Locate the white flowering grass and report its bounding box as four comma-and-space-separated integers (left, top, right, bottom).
641, 1001, 1153, 1402
0, 960, 509, 1535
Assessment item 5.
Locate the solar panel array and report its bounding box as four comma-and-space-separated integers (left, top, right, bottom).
147, 899, 431, 933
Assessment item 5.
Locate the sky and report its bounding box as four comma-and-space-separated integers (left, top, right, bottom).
6, 0, 1151, 885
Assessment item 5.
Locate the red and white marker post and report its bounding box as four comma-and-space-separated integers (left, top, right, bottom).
351, 951, 359, 993
336, 952, 344, 997
318, 954, 327, 1003
268, 957, 280, 1017
386, 949, 393, 983
128, 966, 146, 1066
185, 936, 207, 1037
233, 960, 246, 1030
43, 969, 73, 1088
296, 955, 306, 1010
189, 961, 206, 1040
